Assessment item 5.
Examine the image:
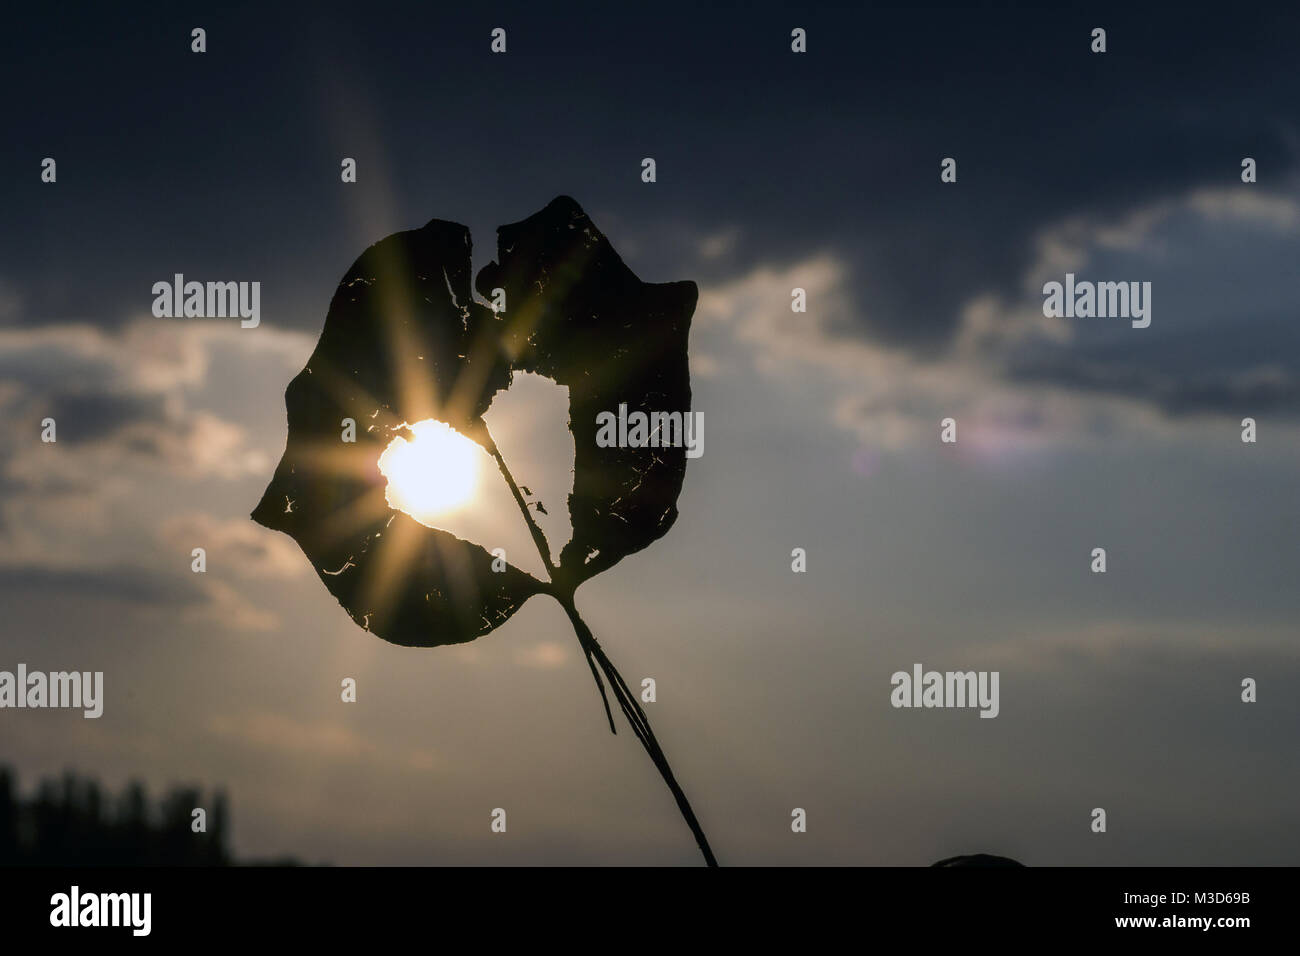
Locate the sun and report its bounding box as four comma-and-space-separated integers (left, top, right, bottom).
377, 419, 482, 522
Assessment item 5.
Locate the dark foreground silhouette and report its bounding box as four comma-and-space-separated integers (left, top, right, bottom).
253, 196, 715, 864
0, 765, 298, 866
932, 854, 1024, 867
1, 762, 1021, 866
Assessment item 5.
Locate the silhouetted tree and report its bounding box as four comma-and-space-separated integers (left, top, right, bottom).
0, 765, 244, 866
0, 768, 16, 860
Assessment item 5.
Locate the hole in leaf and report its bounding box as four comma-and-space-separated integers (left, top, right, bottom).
482, 371, 575, 567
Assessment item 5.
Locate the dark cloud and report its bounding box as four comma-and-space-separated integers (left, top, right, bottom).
1007, 355, 1300, 419
1001, 225, 1300, 417
0, 565, 207, 608
3, 3, 1298, 356
46, 391, 169, 443
0, 339, 121, 392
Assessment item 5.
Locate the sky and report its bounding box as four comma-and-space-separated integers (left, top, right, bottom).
0, 1, 1297, 865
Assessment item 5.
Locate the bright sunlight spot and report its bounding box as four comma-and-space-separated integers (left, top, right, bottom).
377, 419, 482, 521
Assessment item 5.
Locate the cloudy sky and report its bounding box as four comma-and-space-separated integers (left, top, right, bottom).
1, 2, 1297, 865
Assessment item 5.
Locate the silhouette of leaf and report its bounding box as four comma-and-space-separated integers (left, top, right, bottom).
476, 196, 697, 596
252, 197, 715, 864
253, 197, 696, 645
250, 218, 541, 646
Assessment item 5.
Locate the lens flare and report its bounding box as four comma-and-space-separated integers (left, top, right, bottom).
377, 419, 481, 522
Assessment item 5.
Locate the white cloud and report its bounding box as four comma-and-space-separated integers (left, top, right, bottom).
161, 513, 308, 580
0, 313, 318, 625
207, 710, 439, 770
696, 184, 1300, 450
513, 640, 569, 669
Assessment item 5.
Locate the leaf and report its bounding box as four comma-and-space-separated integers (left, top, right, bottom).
250, 218, 539, 646
251, 197, 697, 646
252, 197, 717, 865
476, 196, 698, 596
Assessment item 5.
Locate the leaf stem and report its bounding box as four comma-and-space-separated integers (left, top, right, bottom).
485, 436, 616, 734
484, 428, 718, 866
556, 593, 719, 868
